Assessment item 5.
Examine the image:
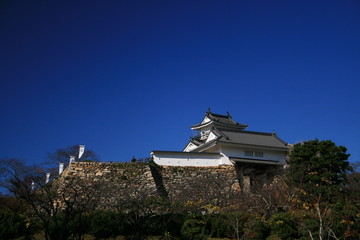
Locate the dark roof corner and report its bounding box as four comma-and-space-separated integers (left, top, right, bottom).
193, 110, 248, 130
272, 134, 288, 146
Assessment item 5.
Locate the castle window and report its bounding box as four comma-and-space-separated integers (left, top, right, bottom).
200, 131, 210, 140
255, 152, 264, 158
245, 151, 253, 157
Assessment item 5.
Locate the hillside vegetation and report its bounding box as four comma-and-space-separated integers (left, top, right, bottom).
0, 140, 359, 240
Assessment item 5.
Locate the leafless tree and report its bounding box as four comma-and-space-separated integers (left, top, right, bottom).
46, 145, 99, 167
0, 158, 102, 240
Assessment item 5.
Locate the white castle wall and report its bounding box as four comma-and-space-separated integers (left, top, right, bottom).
151, 151, 222, 167
220, 144, 287, 164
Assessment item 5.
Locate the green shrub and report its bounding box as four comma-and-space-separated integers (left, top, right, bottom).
266, 234, 281, 240
69, 213, 90, 239
269, 212, 299, 240
242, 216, 270, 240
249, 220, 270, 240
181, 218, 208, 240
143, 213, 185, 237
48, 214, 71, 240
180, 213, 249, 239
89, 211, 126, 239
0, 210, 28, 239
324, 203, 360, 240
205, 215, 229, 238
222, 212, 248, 239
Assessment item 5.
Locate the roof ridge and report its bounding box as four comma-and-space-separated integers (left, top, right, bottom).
212, 127, 230, 140
272, 134, 288, 145
207, 111, 229, 119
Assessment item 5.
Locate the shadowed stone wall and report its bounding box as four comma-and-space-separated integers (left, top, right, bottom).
159, 165, 240, 203
60, 162, 159, 208
59, 162, 275, 209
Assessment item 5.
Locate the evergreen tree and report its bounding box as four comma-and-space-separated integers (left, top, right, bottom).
286, 139, 353, 240
286, 139, 351, 200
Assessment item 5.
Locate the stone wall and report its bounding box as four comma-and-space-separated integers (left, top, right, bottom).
60, 162, 159, 208
159, 165, 240, 203
58, 161, 276, 209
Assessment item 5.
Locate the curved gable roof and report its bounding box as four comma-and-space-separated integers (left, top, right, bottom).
191, 111, 248, 130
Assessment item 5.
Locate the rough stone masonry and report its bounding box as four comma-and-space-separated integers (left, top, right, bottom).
58, 161, 277, 209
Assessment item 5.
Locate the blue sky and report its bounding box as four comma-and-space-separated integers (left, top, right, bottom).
1, 0, 359, 166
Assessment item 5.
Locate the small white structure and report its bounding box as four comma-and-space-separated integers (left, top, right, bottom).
78, 145, 85, 159
69, 156, 75, 164
151, 110, 291, 167
59, 163, 64, 175
45, 173, 51, 184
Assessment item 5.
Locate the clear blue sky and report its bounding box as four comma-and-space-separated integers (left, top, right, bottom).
1, 0, 359, 166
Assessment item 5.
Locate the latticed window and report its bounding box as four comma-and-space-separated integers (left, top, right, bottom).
245, 151, 264, 157
245, 151, 253, 157
200, 131, 210, 140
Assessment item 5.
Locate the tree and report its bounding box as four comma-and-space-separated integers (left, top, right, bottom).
285, 139, 352, 240
47, 145, 99, 165
0, 158, 101, 240
347, 161, 360, 209
46, 145, 99, 179
286, 139, 351, 200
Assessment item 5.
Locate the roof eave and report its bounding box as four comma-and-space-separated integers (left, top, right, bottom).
191, 121, 213, 130
230, 157, 284, 166
190, 139, 218, 152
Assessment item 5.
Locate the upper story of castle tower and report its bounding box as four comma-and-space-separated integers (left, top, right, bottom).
190, 109, 248, 141
184, 110, 289, 154
152, 110, 290, 167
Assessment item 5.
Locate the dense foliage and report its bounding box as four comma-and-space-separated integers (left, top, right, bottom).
286, 139, 352, 201
0, 140, 359, 240
0, 209, 31, 239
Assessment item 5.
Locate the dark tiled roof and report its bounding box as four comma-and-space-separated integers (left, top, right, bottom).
190, 137, 205, 146
216, 128, 289, 149
191, 111, 248, 129
190, 139, 218, 152
208, 112, 241, 125
230, 157, 283, 165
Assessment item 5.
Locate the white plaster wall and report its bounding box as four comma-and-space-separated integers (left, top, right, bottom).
219, 154, 233, 165
200, 130, 210, 140
202, 145, 233, 165
206, 131, 218, 143
263, 151, 287, 163
201, 116, 211, 124
184, 142, 198, 152
220, 145, 287, 163
152, 153, 221, 166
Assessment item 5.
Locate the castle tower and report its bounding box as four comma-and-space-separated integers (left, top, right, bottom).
151, 110, 290, 167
